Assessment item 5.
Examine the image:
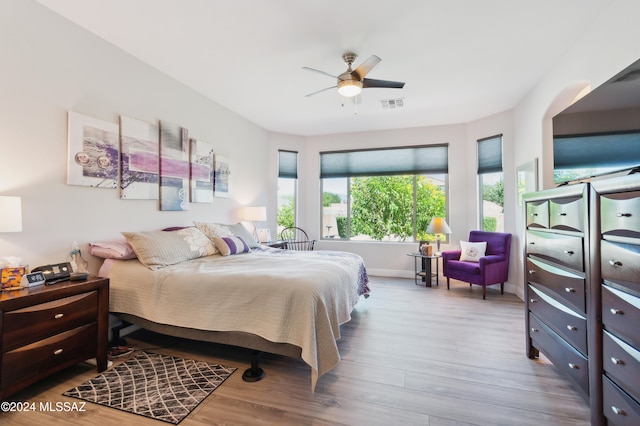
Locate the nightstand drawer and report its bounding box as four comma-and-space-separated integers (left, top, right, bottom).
1, 324, 97, 393
603, 375, 640, 426
550, 196, 584, 232
529, 284, 587, 355
603, 330, 640, 403
529, 313, 588, 397
526, 257, 585, 314
526, 230, 584, 272
603, 285, 640, 349
2, 291, 98, 352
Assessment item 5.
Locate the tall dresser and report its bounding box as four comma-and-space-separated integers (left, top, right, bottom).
524, 183, 598, 423
524, 174, 640, 425
591, 174, 640, 425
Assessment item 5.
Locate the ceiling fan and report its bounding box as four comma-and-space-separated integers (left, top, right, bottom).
303, 53, 405, 98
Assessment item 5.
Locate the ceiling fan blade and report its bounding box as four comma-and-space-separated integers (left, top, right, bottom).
353, 55, 381, 79
302, 66, 337, 79
305, 86, 337, 97
362, 78, 405, 89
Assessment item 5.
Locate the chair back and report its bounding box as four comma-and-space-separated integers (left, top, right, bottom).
469, 230, 511, 257
279, 227, 315, 251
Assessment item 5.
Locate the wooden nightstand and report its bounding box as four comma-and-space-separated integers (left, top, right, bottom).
0, 276, 109, 399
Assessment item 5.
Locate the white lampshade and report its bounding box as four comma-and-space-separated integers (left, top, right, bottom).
243, 206, 267, 222
0, 196, 22, 232
426, 217, 451, 235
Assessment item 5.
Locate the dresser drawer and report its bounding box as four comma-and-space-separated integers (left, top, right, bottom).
550, 196, 584, 232
601, 190, 640, 239
603, 285, 640, 349
2, 291, 98, 352
603, 375, 640, 426
526, 230, 584, 272
529, 313, 589, 398
1, 324, 97, 393
526, 200, 549, 229
601, 240, 640, 292
529, 284, 587, 355
603, 330, 640, 403
526, 257, 585, 314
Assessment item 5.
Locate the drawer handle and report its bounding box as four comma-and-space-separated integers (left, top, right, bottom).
611, 406, 626, 416
531, 213, 538, 217
566, 325, 577, 331
529, 299, 537, 303
565, 287, 576, 293
609, 260, 623, 267
611, 357, 625, 365
531, 328, 538, 333
528, 270, 536, 275
558, 213, 567, 216
610, 308, 624, 315
54, 349, 64, 355
616, 213, 632, 218
563, 250, 574, 255
54, 313, 64, 319
568, 363, 579, 369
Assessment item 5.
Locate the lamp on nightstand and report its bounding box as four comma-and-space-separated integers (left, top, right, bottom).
242, 206, 267, 242
426, 217, 451, 255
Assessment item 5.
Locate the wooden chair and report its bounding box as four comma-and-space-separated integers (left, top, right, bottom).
279, 227, 315, 251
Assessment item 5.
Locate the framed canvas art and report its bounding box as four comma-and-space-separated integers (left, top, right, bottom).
120, 116, 159, 200
67, 111, 119, 188
159, 121, 190, 211
189, 139, 214, 203
213, 155, 231, 198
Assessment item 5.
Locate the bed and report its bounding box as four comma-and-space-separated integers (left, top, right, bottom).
94, 226, 370, 391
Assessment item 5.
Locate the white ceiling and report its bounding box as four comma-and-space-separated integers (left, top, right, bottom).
36, 0, 609, 136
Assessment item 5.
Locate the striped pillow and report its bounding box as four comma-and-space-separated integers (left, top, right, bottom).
213, 236, 251, 256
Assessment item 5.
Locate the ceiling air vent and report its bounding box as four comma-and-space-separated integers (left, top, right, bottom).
613, 68, 640, 83
380, 98, 404, 109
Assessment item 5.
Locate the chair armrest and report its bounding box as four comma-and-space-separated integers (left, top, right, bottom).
441, 250, 461, 261
479, 254, 506, 267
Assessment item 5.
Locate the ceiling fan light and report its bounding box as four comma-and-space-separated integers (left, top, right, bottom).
338, 80, 362, 97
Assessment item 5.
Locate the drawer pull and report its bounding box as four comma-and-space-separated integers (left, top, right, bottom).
531, 213, 538, 217
529, 241, 535, 245
529, 299, 537, 303
610, 308, 624, 315
609, 260, 623, 267
566, 325, 577, 331
558, 213, 567, 216
611, 357, 625, 365
528, 270, 536, 275
616, 213, 632, 218
565, 287, 576, 293
531, 328, 538, 333
611, 406, 626, 416
568, 363, 579, 369
563, 250, 574, 255
54, 349, 64, 355
54, 313, 64, 319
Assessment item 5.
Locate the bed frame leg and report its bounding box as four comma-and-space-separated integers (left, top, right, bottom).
242, 351, 265, 382
110, 320, 131, 346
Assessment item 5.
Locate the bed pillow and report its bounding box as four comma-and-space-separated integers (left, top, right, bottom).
89, 239, 137, 259
122, 227, 216, 270
459, 241, 487, 262
194, 221, 260, 249
213, 236, 251, 256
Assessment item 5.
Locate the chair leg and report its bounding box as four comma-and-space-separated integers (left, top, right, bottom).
446, 277, 450, 290
482, 286, 486, 300
500, 282, 504, 294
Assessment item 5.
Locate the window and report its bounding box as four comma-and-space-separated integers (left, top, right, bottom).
320, 145, 448, 242
277, 150, 297, 234
477, 135, 504, 232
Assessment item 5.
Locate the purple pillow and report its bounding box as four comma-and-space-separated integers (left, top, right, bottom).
213, 236, 251, 256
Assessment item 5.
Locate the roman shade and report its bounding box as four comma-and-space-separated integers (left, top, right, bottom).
477, 135, 503, 174
553, 132, 640, 170
320, 144, 448, 178
278, 150, 298, 179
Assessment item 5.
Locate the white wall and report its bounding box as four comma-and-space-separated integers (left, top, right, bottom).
0, 1, 269, 274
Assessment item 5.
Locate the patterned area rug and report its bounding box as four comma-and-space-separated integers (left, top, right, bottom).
64, 352, 236, 424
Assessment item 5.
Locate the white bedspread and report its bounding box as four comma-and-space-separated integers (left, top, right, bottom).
107, 248, 370, 390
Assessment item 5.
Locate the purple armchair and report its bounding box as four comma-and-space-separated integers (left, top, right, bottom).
442, 230, 512, 299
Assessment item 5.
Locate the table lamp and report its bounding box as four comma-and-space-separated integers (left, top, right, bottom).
426, 217, 451, 255
242, 206, 267, 241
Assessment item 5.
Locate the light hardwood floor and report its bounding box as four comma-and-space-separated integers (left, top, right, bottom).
2, 276, 590, 425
